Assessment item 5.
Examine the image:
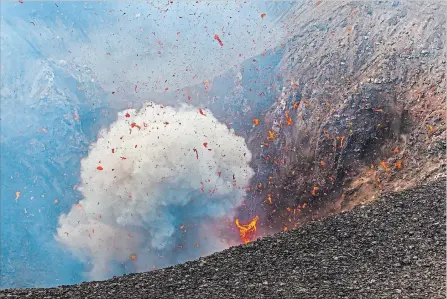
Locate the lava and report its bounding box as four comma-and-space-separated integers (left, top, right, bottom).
234, 215, 259, 244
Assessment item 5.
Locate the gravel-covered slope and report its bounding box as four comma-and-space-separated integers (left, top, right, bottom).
2, 178, 445, 299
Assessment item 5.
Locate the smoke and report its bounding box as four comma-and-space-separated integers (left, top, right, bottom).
56, 103, 254, 279
61, 1, 293, 104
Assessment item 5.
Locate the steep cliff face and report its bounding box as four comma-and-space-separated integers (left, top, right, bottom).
251, 0, 446, 228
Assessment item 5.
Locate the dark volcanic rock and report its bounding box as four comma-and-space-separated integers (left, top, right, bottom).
255, 0, 446, 226
1, 177, 445, 299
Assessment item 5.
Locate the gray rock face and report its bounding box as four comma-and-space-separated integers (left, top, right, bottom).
246, 0, 446, 228
1, 178, 445, 298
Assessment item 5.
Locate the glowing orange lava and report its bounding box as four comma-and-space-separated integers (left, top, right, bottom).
394, 160, 403, 169
380, 161, 391, 172
267, 130, 277, 140
234, 215, 259, 244
285, 111, 294, 125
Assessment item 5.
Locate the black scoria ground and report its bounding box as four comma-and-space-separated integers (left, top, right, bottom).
1, 177, 445, 299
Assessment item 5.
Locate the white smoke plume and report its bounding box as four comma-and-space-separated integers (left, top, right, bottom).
56, 103, 254, 279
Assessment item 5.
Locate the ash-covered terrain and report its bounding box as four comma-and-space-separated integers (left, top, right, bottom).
1, 178, 445, 298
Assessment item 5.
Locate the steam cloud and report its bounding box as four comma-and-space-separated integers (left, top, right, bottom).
56, 103, 254, 279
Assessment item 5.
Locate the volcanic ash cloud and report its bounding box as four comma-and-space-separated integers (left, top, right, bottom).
56, 103, 254, 279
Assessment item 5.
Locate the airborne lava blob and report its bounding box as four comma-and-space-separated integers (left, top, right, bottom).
56, 103, 254, 280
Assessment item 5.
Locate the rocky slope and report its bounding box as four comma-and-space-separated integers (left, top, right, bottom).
247, 0, 446, 229
1, 177, 444, 298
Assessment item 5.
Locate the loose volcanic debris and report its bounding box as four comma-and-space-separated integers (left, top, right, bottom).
2, 177, 445, 299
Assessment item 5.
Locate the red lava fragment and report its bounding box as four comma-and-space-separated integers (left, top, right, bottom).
125, 112, 130, 118
218, 171, 222, 176
120, 156, 127, 160
163, 122, 169, 125
193, 148, 198, 159
131, 123, 141, 130
74, 112, 80, 121
260, 13, 266, 19
134, 85, 138, 92
267, 130, 277, 140
135, 145, 138, 148
112, 148, 115, 153
165, 87, 169, 91
64, 232, 69, 236
158, 40, 163, 46
97, 166, 104, 171
380, 161, 391, 172
106, 52, 111, 56
214, 34, 223, 47
203, 142, 208, 148
187, 96, 191, 101
199, 108, 206, 116
286, 117, 294, 125
285, 111, 294, 125
120, 136, 124, 140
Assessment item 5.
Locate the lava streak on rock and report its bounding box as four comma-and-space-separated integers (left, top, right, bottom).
234, 215, 259, 244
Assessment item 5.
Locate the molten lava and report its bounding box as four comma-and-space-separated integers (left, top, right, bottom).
234, 215, 259, 244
